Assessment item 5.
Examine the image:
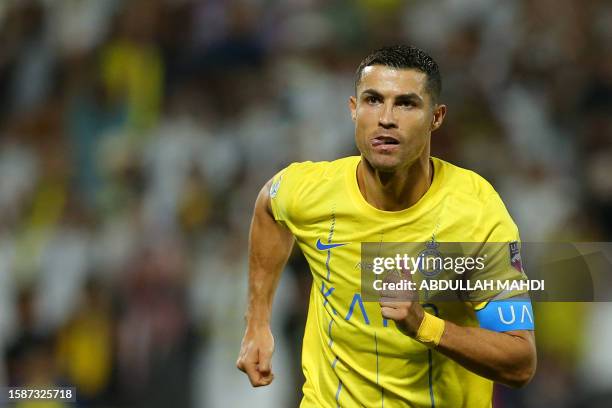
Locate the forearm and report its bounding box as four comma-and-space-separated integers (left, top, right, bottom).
381, 299, 537, 388
245, 182, 294, 327
246, 245, 291, 326
435, 319, 536, 388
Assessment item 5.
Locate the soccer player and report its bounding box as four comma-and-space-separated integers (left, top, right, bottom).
237, 45, 536, 407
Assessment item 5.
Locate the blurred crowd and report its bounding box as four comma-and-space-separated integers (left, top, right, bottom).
0, 0, 610, 407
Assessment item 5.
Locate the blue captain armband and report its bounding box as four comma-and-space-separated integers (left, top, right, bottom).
475, 300, 535, 332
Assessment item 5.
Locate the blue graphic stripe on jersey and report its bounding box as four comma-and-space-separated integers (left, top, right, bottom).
325, 247, 332, 281
374, 332, 379, 385
335, 381, 342, 407
428, 350, 435, 408
476, 300, 535, 332
375, 331, 384, 407
423, 303, 439, 408
321, 282, 334, 307
324, 212, 335, 281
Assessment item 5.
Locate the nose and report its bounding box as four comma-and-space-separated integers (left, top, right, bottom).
378, 102, 397, 129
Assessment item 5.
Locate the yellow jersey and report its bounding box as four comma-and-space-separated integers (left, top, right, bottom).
270, 156, 525, 408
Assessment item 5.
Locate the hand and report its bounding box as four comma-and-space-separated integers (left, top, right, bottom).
236, 325, 275, 387
379, 269, 424, 337
380, 298, 425, 337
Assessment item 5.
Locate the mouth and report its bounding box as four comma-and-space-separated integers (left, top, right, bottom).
371, 135, 400, 147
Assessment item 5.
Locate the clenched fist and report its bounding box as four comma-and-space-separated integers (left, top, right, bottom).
380, 298, 425, 337
236, 325, 275, 387
379, 269, 424, 337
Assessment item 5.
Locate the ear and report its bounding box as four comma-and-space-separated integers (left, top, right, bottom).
431, 104, 447, 132
348, 96, 357, 122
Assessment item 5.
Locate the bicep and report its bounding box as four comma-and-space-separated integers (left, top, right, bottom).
249, 180, 294, 267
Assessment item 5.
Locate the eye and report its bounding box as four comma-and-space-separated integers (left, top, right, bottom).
398, 100, 416, 108
365, 95, 381, 104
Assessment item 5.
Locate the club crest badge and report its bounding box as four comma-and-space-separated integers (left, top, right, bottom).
418, 239, 443, 277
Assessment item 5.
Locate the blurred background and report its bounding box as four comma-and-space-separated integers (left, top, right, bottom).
0, 0, 611, 407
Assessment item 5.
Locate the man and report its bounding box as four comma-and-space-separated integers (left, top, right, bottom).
237, 45, 536, 407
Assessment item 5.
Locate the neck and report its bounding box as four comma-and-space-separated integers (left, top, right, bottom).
357, 155, 433, 211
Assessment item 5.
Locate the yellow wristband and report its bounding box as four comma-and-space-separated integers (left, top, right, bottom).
415, 312, 445, 347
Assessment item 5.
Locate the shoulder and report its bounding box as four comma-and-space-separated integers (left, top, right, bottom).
269, 156, 357, 222
274, 156, 357, 196
433, 157, 518, 239
281, 156, 358, 181
433, 157, 500, 204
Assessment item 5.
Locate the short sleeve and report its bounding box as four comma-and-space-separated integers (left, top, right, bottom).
474, 193, 520, 244
269, 162, 299, 225
466, 194, 534, 331
466, 193, 529, 303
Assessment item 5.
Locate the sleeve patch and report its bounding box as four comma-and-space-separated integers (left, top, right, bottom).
509, 241, 523, 272
270, 175, 282, 198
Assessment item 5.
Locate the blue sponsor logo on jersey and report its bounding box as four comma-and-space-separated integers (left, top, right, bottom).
316, 239, 347, 251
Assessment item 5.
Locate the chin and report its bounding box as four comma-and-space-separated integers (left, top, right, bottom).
366, 154, 404, 172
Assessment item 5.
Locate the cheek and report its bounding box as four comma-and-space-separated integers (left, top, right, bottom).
355, 111, 373, 133
401, 112, 430, 133
356, 105, 379, 123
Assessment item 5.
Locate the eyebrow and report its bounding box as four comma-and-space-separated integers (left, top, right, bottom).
360, 89, 424, 103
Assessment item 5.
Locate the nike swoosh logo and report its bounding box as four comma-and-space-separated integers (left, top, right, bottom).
315, 239, 347, 251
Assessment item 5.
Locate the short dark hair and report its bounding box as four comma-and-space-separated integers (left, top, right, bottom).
355, 45, 442, 104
